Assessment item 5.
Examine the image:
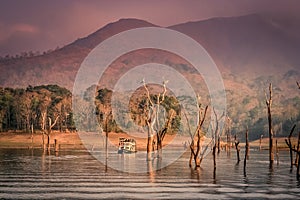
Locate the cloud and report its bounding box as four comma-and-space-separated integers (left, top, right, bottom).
12, 23, 39, 34
0, 23, 39, 42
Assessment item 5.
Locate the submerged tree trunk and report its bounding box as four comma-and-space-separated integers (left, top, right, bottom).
285, 125, 300, 179
47, 134, 51, 152
30, 124, 34, 148
234, 134, 240, 163
213, 145, 216, 178
276, 139, 279, 165
266, 83, 274, 167
147, 123, 154, 161
42, 132, 46, 150
245, 128, 249, 160
259, 135, 263, 151
285, 124, 296, 170
244, 129, 249, 176
217, 136, 221, 154
296, 131, 300, 179
212, 108, 224, 176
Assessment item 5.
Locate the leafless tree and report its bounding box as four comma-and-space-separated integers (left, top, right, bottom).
265, 83, 274, 167
244, 128, 249, 176
40, 110, 59, 152
286, 125, 296, 169
212, 108, 225, 176
285, 126, 300, 179
184, 95, 208, 169
142, 79, 175, 160
234, 134, 240, 163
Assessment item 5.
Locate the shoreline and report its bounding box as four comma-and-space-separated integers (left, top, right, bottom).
0, 131, 296, 151
0, 131, 190, 151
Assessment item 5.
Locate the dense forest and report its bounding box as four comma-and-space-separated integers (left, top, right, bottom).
0, 84, 299, 141
0, 85, 74, 132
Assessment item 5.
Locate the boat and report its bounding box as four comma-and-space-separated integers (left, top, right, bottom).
118, 137, 137, 154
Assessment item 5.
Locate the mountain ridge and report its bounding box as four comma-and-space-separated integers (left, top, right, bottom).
1, 14, 300, 139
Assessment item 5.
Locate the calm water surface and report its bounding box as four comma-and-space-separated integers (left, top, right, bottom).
0, 148, 299, 199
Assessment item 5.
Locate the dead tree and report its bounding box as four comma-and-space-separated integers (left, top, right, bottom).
244, 128, 249, 176
156, 109, 176, 157
30, 123, 34, 148
245, 128, 250, 160
276, 139, 279, 165
285, 125, 296, 169
226, 116, 232, 155
265, 83, 274, 167
143, 80, 174, 160
41, 112, 47, 150
285, 128, 300, 179
185, 96, 208, 168
143, 80, 155, 161
40, 111, 59, 152
259, 135, 263, 151
217, 136, 221, 154
234, 134, 240, 163
154, 81, 175, 158
212, 108, 225, 175
103, 108, 112, 162
46, 116, 59, 151
295, 136, 300, 179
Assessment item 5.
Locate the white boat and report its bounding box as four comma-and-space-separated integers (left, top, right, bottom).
118, 137, 137, 154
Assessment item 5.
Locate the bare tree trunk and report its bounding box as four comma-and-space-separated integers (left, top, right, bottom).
285, 124, 296, 170
234, 134, 240, 163
54, 139, 59, 153
265, 83, 274, 167
259, 135, 263, 151
244, 129, 249, 176
105, 127, 108, 162
276, 139, 279, 165
41, 112, 46, 150
213, 145, 216, 178
245, 128, 249, 160
42, 132, 46, 150
183, 98, 208, 169
296, 132, 300, 179
212, 108, 224, 175
295, 131, 300, 167
31, 124, 34, 148
189, 141, 194, 167
285, 126, 300, 179
146, 122, 153, 161
46, 116, 59, 152
217, 136, 221, 154
156, 109, 175, 159
47, 134, 51, 152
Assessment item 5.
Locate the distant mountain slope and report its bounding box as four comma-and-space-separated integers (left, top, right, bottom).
0, 14, 300, 139
169, 14, 300, 76
1, 14, 299, 90
0, 19, 156, 89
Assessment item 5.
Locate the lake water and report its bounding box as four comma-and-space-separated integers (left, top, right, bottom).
0, 148, 299, 199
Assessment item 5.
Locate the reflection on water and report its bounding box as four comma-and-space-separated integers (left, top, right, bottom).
0, 148, 299, 199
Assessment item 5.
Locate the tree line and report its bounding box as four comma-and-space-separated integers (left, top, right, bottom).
0, 85, 74, 133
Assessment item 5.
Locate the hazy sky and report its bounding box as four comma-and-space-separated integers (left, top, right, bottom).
0, 0, 299, 56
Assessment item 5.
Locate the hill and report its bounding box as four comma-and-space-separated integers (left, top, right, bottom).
0, 14, 300, 140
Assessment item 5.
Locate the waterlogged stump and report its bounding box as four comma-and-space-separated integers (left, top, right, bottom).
54, 139, 59, 152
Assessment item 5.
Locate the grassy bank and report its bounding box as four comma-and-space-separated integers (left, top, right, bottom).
0, 131, 189, 151
0, 131, 295, 151
0, 131, 83, 149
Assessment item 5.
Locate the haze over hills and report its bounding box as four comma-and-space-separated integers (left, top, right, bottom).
1, 14, 300, 139
1, 14, 299, 89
